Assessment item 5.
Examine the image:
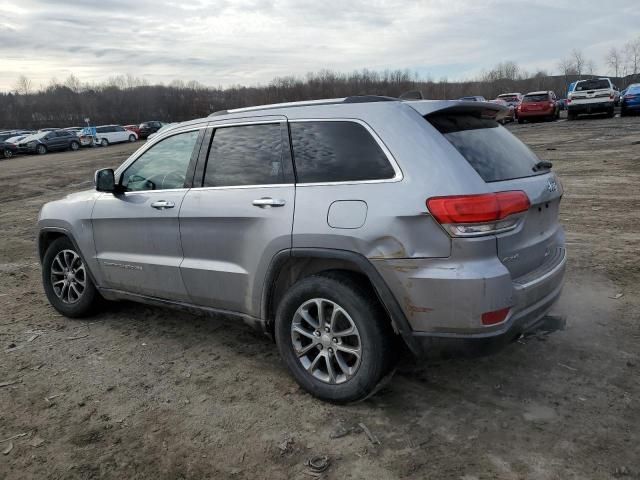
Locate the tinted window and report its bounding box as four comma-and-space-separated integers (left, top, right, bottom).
203, 123, 291, 187
523, 93, 550, 102
121, 130, 199, 191
290, 121, 395, 183
427, 114, 542, 182
575, 79, 610, 91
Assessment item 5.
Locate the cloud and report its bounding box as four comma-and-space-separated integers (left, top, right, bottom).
0, 0, 639, 91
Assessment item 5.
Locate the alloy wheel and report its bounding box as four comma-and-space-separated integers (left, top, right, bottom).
50, 249, 87, 304
291, 298, 362, 385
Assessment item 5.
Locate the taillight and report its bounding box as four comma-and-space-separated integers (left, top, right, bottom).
481, 307, 510, 325
426, 191, 530, 237
567, 98, 572, 104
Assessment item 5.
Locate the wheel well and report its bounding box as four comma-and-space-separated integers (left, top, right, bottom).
38, 231, 67, 261
265, 257, 387, 335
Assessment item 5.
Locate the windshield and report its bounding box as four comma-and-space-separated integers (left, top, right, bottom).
427, 113, 543, 182
575, 79, 610, 91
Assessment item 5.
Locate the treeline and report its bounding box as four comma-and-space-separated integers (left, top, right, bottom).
1, 68, 639, 130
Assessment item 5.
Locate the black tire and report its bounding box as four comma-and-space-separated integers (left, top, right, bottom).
128, 134, 136, 142
42, 237, 101, 318
3, 148, 12, 159
69, 141, 79, 151
568, 112, 577, 121
36, 144, 47, 155
100, 138, 108, 147
607, 108, 615, 118
275, 272, 396, 404
518, 118, 524, 124
621, 108, 628, 117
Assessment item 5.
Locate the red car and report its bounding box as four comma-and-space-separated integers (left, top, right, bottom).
517, 91, 560, 123
124, 124, 141, 137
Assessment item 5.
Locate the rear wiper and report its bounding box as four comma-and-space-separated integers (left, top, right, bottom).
533, 160, 553, 171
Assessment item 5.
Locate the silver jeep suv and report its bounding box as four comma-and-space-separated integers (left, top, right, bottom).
38, 96, 566, 403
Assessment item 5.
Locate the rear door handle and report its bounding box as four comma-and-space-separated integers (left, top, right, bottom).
252, 197, 286, 208
151, 200, 175, 210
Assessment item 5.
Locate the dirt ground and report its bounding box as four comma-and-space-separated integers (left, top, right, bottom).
1, 115, 639, 480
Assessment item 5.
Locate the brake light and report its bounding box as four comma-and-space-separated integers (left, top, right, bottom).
426, 191, 530, 236
481, 307, 510, 325
567, 98, 571, 104
610, 93, 614, 100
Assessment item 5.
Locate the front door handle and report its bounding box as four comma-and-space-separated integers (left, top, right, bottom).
252, 197, 286, 208
151, 200, 175, 210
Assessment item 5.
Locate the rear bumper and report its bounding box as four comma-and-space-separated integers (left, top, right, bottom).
374, 244, 567, 357
621, 102, 640, 111
568, 101, 613, 113
518, 109, 553, 118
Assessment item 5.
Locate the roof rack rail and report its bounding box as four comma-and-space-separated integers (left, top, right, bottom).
209, 95, 400, 117
342, 95, 397, 103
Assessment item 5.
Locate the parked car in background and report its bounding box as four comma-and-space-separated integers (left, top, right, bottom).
496, 93, 523, 114
489, 99, 516, 123
17, 130, 80, 154
124, 124, 141, 137
3, 134, 31, 157
146, 122, 177, 140
38, 128, 60, 132
138, 121, 165, 139
64, 127, 84, 134
95, 125, 138, 146
37, 96, 566, 403
518, 91, 560, 123
621, 84, 640, 116
567, 78, 616, 120
0, 132, 19, 159
458, 96, 487, 102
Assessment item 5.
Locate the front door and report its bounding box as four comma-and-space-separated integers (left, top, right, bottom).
179, 119, 295, 316
92, 127, 203, 301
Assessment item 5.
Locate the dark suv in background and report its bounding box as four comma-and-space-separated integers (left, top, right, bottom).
138, 121, 164, 139
17, 130, 80, 155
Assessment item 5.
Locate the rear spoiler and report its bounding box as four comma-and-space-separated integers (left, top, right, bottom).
406, 100, 506, 120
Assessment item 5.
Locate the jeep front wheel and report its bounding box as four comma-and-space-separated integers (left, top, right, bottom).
42, 237, 101, 318
275, 273, 396, 403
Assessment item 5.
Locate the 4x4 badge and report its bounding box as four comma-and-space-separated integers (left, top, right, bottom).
547, 179, 558, 192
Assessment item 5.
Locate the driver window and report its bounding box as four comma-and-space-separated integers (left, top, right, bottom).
121, 130, 199, 191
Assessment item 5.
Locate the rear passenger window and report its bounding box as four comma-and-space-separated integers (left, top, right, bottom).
203, 123, 292, 187
290, 121, 395, 183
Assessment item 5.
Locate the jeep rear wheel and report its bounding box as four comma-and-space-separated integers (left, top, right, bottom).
42, 237, 101, 318
275, 273, 396, 403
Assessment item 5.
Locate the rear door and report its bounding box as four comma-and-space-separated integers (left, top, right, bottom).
179, 117, 295, 315
426, 111, 564, 278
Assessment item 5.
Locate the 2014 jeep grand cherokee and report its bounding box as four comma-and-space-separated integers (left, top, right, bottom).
38, 96, 566, 403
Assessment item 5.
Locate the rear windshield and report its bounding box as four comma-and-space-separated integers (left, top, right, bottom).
427, 114, 543, 182
575, 79, 610, 91
498, 95, 519, 102
523, 93, 549, 102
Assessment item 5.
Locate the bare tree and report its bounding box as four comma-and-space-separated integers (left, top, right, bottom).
14, 75, 33, 95
557, 57, 578, 77
65, 74, 82, 93
605, 47, 623, 77
571, 49, 587, 78
625, 37, 640, 77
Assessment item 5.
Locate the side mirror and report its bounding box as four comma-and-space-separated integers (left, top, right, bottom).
95, 168, 117, 193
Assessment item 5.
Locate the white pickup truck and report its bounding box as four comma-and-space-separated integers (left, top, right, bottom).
567, 78, 616, 120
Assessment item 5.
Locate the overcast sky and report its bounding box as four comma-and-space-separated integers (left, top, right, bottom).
0, 0, 638, 91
